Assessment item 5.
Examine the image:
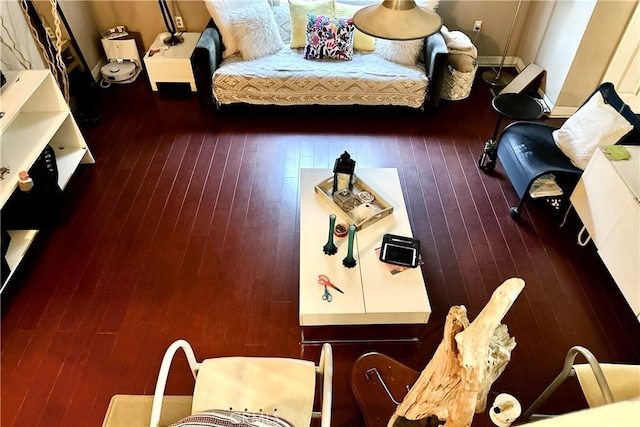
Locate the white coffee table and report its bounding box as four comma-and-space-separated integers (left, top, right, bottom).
299, 169, 431, 342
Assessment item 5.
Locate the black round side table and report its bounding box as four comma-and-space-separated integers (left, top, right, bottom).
478, 93, 544, 172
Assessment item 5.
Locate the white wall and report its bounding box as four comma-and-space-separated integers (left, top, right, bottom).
0, 0, 46, 70
517, 0, 637, 116
559, 0, 638, 109
523, 0, 597, 107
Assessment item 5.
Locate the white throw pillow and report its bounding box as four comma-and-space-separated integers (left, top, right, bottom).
375, 39, 424, 66
553, 91, 634, 170
228, 2, 283, 60
203, 0, 270, 58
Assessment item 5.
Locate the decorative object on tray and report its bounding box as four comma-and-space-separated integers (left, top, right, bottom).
333, 188, 358, 212
355, 203, 379, 221
334, 223, 349, 238
343, 225, 357, 268
356, 190, 374, 204
323, 214, 338, 255
315, 175, 393, 231
332, 151, 356, 194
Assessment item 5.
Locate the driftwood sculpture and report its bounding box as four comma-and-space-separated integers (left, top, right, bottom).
390, 278, 525, 427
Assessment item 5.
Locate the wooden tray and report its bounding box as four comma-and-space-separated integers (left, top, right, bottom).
314, 175, 393, 230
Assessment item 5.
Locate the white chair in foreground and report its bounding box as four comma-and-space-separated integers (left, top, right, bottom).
522, 346, 640, 422
102, 339, 333, 427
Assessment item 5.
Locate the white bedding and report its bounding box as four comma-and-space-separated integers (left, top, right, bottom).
212, 47, 429, 108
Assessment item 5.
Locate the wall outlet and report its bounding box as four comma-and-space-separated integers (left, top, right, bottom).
473, 20, 482, 32
175, 16, 184, 30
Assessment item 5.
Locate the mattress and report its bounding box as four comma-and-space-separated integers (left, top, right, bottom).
212, 47, 429, 108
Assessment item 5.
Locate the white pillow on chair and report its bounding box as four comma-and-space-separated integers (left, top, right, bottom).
553, 91, 633, 170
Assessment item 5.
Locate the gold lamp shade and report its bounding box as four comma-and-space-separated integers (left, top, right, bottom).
352, 0, 442, 40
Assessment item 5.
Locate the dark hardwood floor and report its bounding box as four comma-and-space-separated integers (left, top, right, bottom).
2, 72, 639, 427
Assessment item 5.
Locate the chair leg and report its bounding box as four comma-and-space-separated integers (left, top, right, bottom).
150, 340, 200, 427
509, 194, 527, 218
351, 353, 419, 426
314, 343, 333, 427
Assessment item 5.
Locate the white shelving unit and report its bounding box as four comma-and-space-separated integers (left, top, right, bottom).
0, 69, 94, 292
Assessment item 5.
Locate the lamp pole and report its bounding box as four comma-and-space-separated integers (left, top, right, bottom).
482, 0, 523, 88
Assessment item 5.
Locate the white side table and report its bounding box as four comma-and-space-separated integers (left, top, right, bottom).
143, 32, 200, 91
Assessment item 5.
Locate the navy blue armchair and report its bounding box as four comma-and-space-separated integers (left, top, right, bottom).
487, 83, 640, 218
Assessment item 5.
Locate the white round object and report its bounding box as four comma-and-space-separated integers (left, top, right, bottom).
101, 61, 136, 83
489, 393, 521, 427
355, 203, 379, 220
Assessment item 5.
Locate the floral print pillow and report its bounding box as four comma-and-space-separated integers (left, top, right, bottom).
304, 14, 355, 60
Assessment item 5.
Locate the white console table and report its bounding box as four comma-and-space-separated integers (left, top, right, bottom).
570, 146, 640, 320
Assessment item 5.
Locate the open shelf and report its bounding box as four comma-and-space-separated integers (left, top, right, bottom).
0, 70, 94, 291
1, 230, 39, 293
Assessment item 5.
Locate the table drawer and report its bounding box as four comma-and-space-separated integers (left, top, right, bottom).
146, 62, 192, 81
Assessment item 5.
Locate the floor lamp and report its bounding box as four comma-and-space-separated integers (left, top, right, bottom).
352, 0, 442, 40
482, 0, 523, 88
158, 0, 183, 46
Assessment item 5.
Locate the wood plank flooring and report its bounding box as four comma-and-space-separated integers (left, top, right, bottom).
2, 73, 639, 427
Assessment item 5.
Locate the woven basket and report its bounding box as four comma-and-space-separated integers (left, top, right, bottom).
441, 64, 478, 101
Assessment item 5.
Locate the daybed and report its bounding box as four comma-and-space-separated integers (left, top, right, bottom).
191, 0, 449, 110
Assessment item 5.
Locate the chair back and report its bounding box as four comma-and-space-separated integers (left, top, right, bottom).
590, 83, 640, 145
192, 357, 317, 426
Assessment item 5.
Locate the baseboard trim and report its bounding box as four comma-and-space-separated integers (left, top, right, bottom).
91, 59, 106, 82
475, 55, 521, 68
549, 106, 578, 118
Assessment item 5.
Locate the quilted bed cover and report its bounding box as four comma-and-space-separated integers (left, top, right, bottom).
212, 47, 429, 108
